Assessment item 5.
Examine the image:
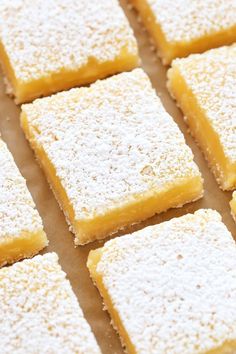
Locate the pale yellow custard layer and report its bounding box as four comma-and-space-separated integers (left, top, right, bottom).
0, 230, 48, 268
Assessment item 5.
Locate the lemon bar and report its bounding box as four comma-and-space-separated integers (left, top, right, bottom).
230, 192, 236, 223
21, 69, 203, 245
0, 0, 139, 104
0, 253, 101, 353
88, 209, 236, 354
0, 139, 48, 267
168, 45, 236, 190
130, 0, 236, 64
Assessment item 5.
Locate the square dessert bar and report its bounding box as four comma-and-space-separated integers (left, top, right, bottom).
21, 68, 203, 245
129, 0, 236, 64
0, 139, 48, 267
0, 253, 101, 353
168, 45, 236, 190
88, 209, 236, 354
0, 0, 139, 103
230, 192, 236, 223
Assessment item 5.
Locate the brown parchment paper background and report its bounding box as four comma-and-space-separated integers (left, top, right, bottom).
0, 1, 235, 353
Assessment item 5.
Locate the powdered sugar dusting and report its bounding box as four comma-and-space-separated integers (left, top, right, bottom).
171, 45, 236, 163
145, 0, 236, 43
95, 209, 236, 353
0, 0, 138, 82
0, 253, 101, 354
0, 139, 43, 239
22, 69, 202, 222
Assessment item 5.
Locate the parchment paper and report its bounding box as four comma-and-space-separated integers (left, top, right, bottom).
0, 1, 235, 353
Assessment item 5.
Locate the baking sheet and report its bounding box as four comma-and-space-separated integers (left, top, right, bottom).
0, 1, 235, 353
